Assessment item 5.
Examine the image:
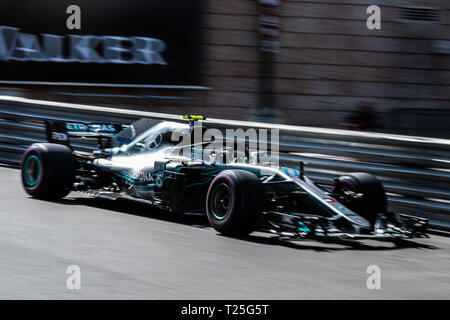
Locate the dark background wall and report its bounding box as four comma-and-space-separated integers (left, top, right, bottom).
200, 0, 450, 137
1, 0, 449, 137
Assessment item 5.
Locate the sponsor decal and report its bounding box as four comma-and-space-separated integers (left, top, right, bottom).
133, 171, 155, 183
51, 132, 68, 141
66, 123, 118, 133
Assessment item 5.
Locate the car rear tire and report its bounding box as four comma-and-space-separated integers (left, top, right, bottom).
21, 143, 76, 199
332, 172, 387, 228
206, 170, 265, 236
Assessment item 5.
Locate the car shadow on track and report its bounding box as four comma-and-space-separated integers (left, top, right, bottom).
42, 195, 438, 252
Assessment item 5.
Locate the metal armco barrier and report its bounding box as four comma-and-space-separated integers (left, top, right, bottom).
0, 96, 449, 230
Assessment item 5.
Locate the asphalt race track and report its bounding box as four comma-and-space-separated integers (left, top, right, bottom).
0, 166, 449, 299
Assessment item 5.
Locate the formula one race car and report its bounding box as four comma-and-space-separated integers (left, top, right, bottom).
20, 115, 428, 241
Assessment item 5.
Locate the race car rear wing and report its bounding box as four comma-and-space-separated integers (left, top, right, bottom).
45, 120, 126, 149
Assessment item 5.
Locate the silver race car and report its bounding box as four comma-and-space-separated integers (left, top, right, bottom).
20, 115, 428, 241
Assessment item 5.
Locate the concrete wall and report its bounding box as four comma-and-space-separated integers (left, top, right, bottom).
2, 0, 449, 136
200, 0, 450, 135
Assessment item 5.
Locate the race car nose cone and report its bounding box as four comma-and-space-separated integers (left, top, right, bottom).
350, 215, 372, 231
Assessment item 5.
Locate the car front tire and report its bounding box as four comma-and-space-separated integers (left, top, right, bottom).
206, 170, 265, 236
332, 172, 387, 228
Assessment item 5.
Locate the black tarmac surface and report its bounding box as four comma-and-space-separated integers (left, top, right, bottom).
0, 166, 449, 299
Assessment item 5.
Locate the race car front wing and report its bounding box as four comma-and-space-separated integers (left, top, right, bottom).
260, 211, 428, 240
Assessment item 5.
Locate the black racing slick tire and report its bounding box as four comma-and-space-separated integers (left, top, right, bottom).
20, 143, 76, 199
332, 172, 387, 228
206, 170, 265, 236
